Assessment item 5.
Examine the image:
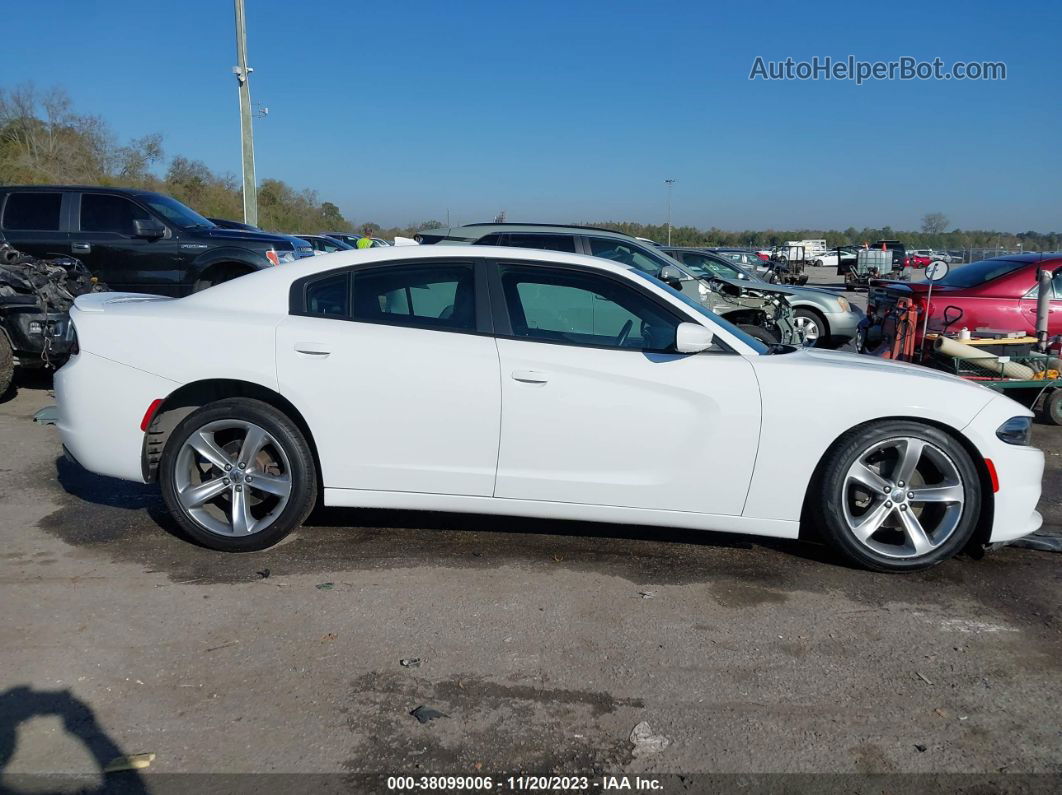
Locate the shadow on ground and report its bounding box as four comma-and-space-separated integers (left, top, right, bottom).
0, 686, 147, 794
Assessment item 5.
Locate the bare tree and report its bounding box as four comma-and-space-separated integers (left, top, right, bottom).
921, 212, 949, 235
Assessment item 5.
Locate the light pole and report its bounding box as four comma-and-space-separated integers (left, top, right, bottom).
664, 179, 676, 245
233, 0, 258, 226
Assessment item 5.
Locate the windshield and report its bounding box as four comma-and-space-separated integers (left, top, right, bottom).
143, 195, 215, 229
587, 237, 678, 277
936, 258, 1026, 288
630, 270, 770, 354
678, 251, 759, 282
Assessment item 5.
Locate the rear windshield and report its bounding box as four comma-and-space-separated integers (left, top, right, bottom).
936, 258, 1026, 288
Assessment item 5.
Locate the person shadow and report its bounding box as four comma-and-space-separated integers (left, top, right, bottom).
0, 686, 148, 794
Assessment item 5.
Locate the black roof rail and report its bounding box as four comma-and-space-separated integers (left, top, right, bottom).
459, 222, 625, 234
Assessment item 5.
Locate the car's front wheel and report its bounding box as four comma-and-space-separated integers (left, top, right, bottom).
816, 421, 981, 572
738, 324, 779, 346
160, 398, 317, 551
793, 308, 826, 345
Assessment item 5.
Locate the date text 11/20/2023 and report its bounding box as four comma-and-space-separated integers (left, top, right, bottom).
386, 775, 665, 791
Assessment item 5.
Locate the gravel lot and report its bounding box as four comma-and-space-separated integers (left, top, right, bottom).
0, 266, 1059, 790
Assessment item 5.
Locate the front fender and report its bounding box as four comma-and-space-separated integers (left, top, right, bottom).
742, 349, 998, 522
189, 246, 271, 280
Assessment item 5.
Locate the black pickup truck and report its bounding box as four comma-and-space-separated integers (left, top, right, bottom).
0, 185, 307, 296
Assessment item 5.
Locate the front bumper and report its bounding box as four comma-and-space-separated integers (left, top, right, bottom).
963, 397, 1045, 544
822, 306, 863, 342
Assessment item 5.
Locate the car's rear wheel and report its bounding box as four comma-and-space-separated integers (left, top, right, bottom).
738, 324, 779, 345
160, 398, 317, 551
816, 421, 980, 572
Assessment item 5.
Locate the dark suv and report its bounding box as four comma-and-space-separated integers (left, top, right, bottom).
0, 186, 303, 295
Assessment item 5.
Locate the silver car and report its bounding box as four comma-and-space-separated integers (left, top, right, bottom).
662, 247, 863, 346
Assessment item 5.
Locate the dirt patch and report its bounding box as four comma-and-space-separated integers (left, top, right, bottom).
343, 671, 642, 774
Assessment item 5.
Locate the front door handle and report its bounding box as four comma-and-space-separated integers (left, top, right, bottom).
294, 342, 331, 357
71, 242, 91, 253
512, 369, 549, 384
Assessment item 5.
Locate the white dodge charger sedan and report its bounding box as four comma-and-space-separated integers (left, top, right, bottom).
55, 246, 1043, 572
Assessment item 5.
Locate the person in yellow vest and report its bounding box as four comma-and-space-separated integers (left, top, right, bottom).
356, 227, 374, 249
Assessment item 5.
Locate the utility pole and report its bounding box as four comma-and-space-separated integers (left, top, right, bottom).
664, 178, 676, 245
233, 0, 257, 226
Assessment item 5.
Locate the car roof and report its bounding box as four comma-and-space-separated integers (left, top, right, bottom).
0, 184, 169, 200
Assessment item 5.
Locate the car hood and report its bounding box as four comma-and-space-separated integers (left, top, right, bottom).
707, 275, 792, 298
199, 228, 294, 246
798, 347, 994, 393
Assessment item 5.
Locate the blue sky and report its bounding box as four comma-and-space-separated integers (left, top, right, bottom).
4, 0, 1060, 231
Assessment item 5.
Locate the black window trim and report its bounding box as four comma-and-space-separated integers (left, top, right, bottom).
288, 257, 495, 337
483, 257, 729, 355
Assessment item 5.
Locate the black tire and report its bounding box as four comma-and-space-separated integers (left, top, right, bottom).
793, 308, 828, 347
813, 259, 823, 267
738, 323, 779, 345
1043, 389, 1062, 426
0, 332, 13, 400
159, 398, 317, 552
815, 421, 981, 572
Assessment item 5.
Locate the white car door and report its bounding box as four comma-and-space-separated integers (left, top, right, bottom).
276, 260, 500, 496
491, 261, 761, 516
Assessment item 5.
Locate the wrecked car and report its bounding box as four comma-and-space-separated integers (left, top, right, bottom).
0, 242, 107, 396
657, 264, 802, 345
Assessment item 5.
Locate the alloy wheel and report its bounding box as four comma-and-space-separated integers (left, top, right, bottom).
793, 314, 822, 342
841, 436, 965, 559
173, 419, 292, 536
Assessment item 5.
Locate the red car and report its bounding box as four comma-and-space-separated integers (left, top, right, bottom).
903, 253, 932, 268
860, 254, 1062, 353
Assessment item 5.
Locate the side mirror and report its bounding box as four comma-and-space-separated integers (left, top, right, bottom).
658, 264, 688, 289
675, 322, 714, 353
133, 218, 166, 239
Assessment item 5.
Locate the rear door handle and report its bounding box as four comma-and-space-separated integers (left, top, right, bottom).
512, 369, 549, 384
294, 342, 331, 357
71, 242, 91, 253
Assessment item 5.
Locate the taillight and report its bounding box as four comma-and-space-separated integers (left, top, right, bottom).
265, 249, 280, 266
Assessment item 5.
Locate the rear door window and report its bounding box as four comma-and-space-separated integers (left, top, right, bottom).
3, 192, 63, 231
352, 263, 476, 331
304, 272, 350, 317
